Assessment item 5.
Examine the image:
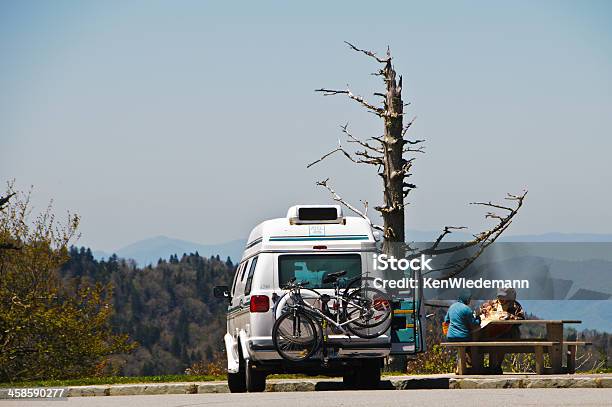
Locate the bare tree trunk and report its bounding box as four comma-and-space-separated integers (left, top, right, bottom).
309, 42, 526, 373
380, 57, 405, 248
379, 60, 408, 372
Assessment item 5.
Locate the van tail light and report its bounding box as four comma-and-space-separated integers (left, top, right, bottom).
250, 295, 270, 313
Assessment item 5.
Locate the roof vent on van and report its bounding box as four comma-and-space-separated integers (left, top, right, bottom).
286, 205, 344, 224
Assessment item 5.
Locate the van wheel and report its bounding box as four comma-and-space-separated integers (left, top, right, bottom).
245, 360, 266, 392
354, 358, 381, 390
342, 371, 357, 389
228, 352, 246, 393
228, 371, 246, 393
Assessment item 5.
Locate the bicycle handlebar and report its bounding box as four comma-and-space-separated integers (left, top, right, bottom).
282, 278, 309, 290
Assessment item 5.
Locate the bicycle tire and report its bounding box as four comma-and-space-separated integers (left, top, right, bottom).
343, 286, 392, 339
272, 308, 321, 362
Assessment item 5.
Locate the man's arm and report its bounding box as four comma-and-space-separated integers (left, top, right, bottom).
508, 301, 525, 320
468, 306, 481, 327
471, 312, 481, 327
479, 300, 493, 319
460, 306, 480, 328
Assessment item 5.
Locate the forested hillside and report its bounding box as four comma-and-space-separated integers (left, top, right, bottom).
60, 247, 609, 376
61, 247, 235, 375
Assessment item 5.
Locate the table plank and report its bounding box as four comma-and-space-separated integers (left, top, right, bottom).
442, 341, 558, 346
483, 319, 581, 325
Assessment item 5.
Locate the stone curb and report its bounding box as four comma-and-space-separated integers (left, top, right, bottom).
2, 375, 610, 397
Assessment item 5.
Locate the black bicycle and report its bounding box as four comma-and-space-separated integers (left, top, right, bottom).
272, 271, 392, 362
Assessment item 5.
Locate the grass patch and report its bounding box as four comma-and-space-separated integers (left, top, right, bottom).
268, 374, 328, 379
1, 371, 431, 387
0, 374, 224, 388
587, 367, 612, 374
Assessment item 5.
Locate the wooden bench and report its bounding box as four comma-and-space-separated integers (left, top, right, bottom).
442, 340, 591, 375
442, 341, 557, 375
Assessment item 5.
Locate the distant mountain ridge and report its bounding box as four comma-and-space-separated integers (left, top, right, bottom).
93, 236, 245, 266
92, 231, 612, 267
408, 230, 612, 243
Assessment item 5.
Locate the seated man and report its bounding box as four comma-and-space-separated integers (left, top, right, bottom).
444, 290, 481, 371
479, 287, 525, 373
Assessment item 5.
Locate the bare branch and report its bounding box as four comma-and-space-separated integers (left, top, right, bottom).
360, 199, 383, 230
390, 158, 416, 180
403, 145, 425, 154
576, 350, 593, 370
344, 41, 390, 64
470, 201, 515, 212
405, 139, 426, 145
433, 226, 468, 248
307, 126, 384, 168
341, 124, 383, 153
402, 182, 417, 198
307, 144, 383, 168
423, 219, 513, 279
354, 150, 384, 165
401, 116, 417, 138
0, 192, 15, 211
401, 115, 426, 152
315, 87, 384, 115
417, 190, 528, 278
316, 178, 384, 232
307, 147, 343, 168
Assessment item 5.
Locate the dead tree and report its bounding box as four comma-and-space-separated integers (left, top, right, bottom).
309, 42, 527, 280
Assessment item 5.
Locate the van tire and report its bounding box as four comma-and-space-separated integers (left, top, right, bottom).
245, 360, 266, 392
354, 358, 381, 390
342, 371, 357, 389
228, 371, 246, 393
228, 350, 246, 393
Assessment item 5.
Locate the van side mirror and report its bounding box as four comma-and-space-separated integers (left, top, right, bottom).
214, 285, 230, 299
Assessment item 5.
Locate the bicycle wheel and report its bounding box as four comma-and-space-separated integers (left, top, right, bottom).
272, 309, 321, 362
273, 289, 322, 320
341, 276, 382, 307
343, 286, 392, 339
342, 275, 391, 328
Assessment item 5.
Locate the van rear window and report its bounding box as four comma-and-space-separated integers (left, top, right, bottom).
278, 254, 361, 289
298, 207, 337, 221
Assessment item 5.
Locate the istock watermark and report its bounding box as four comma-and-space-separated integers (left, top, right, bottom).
373, 254, 433, 271
365, 242, 612, 300
372, 277, 530, 290
371, 253, 529, 291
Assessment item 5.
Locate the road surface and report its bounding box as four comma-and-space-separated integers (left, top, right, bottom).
3, 388, 611, 407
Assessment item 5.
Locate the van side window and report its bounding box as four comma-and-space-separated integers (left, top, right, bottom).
240, 259, 250, 281
244, 256, 258, 296
231, 263, 243, 296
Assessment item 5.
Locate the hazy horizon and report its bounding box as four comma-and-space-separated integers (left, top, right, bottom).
93, 230, 612, 254
2, 1, 611, 251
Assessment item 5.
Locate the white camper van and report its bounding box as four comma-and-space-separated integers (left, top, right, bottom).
214, 205, 423, 392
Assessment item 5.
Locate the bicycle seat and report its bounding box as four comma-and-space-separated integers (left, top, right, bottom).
322, 270, 347, 284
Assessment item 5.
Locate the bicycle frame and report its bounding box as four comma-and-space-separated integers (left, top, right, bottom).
283, 283, 375, 336
273, 277, 393, 364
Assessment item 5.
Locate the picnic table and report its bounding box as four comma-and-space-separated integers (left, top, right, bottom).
442, 320, 591, 375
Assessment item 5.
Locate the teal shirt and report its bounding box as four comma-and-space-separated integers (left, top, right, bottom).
444, 302, 480, 340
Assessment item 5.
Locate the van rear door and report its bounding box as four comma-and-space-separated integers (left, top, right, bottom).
391, 265, 425, 354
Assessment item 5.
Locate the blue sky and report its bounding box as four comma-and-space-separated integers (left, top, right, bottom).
1, 1, 611, 251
